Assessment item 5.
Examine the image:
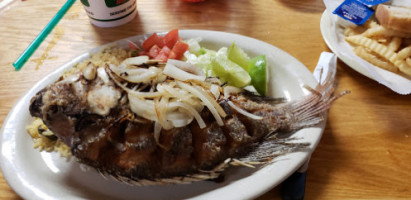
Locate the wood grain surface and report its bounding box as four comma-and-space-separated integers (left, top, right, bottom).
0, 0, 410, 199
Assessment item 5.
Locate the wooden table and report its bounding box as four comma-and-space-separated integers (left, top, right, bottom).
0, 0, 410, 199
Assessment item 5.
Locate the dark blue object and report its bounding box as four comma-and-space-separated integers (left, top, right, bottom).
333, 0, 374, 25
281, 171, 307, 200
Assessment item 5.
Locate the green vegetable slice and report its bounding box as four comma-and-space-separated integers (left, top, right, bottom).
211, 56, 251, 88
248, 55, 267, 96
227, 42, 251, 71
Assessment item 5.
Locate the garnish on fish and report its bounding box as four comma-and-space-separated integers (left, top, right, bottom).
28, 33, 348, 185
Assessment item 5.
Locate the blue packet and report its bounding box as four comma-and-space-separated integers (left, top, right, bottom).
333, 0, 375, 25
356, 0, 390, 7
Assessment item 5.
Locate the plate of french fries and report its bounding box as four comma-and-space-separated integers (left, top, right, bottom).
320, 6, 411, 95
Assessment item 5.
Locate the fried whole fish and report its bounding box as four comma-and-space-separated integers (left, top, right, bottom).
29, 52, 347, 185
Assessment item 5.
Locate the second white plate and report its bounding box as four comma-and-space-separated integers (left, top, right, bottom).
320, 10, 411, 95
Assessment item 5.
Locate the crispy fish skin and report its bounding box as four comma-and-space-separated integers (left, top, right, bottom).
29, 62, 346, 183
30, 86, 273, 179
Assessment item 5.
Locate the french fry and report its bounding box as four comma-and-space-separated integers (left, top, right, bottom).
353, 46, 398, 72
387, 37, 402, 51
345, 18, 411, 78
367, 20, 379, 29
362, 25, 385, 37
397, 61, 411, 76
345, 35, 397, 63
373, 36, 389, 44
362, 24, 411, 38
396, 45, 411, 60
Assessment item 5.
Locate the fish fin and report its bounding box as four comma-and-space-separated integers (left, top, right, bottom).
237, 137, 310, 164
108, 159, 232, 185
280, 70, 349, 131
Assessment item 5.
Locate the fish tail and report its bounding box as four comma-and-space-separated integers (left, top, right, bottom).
279, 71, 349, 132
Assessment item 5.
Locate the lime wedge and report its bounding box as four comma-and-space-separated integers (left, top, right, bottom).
211, 56, 251, 88
248, 55, 267, 96
227, 42, 251, 71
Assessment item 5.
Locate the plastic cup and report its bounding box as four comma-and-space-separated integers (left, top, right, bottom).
80, 0, 137, 28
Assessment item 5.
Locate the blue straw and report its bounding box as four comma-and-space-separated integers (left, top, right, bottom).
13, 0, 76, 71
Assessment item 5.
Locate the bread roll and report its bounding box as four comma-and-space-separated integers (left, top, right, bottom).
376, 4, 411, 33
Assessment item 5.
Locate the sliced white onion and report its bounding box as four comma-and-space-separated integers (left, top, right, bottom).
128, 94, 157, 121
109, 64, 161, 83
125, 68, 159, 83
167, 59, 205, 76
227, 100, 263, 120
121, 56, 149, 66
127, 90, 162, 98
83, 63, 97, 81
170, 118, 191, 128
153, 121, 166, 149
163, 63, 205, 82
109, 72, 163, 98
110, 63, 149, 76
60, 73, 80, 84
210, 84, 221, 99
160, 84, 204, 111
193, 84, 226, 117
224, 86, 243, 98
166, 111, 194, 128
97, 67, 110, 84
71, 79, 86, 98
177, 81, 226, 126
122, 68, 149, 76
168, 102, 206, 128
154, 97, 173, 130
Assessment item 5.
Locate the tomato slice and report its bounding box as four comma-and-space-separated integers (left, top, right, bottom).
157, 36, 165, 47
164, 29, 179, 49
141, 29, 188, 61
142, 33, 165, 51
147, 45, 161, 58
169, 41, 189, 60
155, 46, 171, 62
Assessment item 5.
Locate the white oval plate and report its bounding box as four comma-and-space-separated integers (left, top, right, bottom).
320, 11, 411, 95
0, 30, 324, 200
